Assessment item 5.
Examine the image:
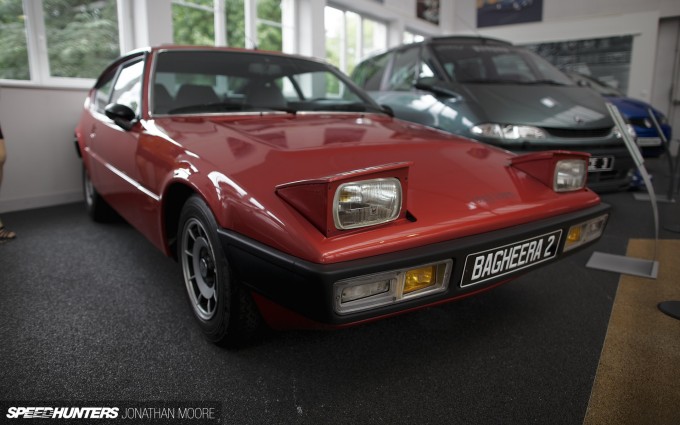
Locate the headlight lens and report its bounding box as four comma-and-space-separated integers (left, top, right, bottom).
471, 123, 547, 140
554, 159, 587, 192
613, 123, 636, 139
333, 178, 402, 230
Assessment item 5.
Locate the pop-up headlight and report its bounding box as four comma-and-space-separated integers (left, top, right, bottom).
276, 162, 411, 237
554, 159, 587, 192
334, 178, 402, 230
510, 151, 589, 192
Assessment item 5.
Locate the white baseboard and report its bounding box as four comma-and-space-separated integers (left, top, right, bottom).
0, 190, 83, 214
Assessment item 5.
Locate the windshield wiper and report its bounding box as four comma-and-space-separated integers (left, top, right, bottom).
167, 102, 297, 115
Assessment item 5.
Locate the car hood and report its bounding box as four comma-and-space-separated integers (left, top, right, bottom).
458, 84, 614, 129
153, 114, 600, 262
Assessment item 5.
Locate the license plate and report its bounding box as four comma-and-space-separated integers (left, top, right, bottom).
588, 156, 614, 172
637, 137, 662, 147
460, 230, 562, 287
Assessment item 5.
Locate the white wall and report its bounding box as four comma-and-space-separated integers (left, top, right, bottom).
0, 86, 88, 213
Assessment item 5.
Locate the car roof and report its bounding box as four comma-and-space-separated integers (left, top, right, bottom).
427, 35, 512, 46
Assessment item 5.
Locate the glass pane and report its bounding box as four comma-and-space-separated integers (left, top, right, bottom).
362, 18, 386, 59
324, 7, 343, 71
345, 12, 360, 75
172, 1, 215, 45
257, 22, 282, 51
0, 0, 29, 80
256, 0, 280, 23
43, 0, 120, 79
111, 60, 144, 115
226, 0, 245, 48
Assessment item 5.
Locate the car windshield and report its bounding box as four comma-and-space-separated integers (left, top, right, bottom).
151, 50, 383, 116
432, 44, 574, 86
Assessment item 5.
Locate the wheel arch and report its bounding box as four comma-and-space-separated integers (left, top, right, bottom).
162, 178, 229, 260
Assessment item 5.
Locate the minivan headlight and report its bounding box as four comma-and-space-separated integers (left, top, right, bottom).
333, 178, 402, 230
471, 123, 547, 140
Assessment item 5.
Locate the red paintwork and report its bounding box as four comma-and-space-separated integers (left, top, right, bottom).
76, 46, 602, 267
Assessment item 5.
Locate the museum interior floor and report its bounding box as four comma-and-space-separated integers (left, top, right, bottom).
1, 156, 678, 425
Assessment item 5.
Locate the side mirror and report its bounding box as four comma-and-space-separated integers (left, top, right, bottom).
413, 78, 462, 101
105, 103, 137, 131
381, 104, 394, 117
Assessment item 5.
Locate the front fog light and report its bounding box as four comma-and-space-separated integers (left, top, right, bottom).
555, 159, 586, 192
404, 265, 435, 294
334, 178, 402, 230
564, 214, 608, 251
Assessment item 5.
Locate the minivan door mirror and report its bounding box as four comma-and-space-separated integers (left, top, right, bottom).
104, 103, 137, 131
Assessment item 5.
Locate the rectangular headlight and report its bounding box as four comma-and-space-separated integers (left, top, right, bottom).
333, 178, 402, 230
334, 260, 453, 314
564, 214, 608, 252
554, 159, 587, 192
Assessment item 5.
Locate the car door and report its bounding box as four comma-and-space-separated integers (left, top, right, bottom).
88, 56, 147, 222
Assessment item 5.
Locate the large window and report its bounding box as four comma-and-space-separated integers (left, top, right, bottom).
172, 0, 215, 46
0, 0, 119, 82
171, 0, 282, 50
324, 6, 386, 75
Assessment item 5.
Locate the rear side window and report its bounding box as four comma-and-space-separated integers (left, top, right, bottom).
352, 53, 390, 91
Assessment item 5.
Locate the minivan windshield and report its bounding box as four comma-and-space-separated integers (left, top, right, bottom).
432, 44, 574, 86
151, 50, 383, 116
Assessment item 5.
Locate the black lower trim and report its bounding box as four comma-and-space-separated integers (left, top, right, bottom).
218, 203, 610, 325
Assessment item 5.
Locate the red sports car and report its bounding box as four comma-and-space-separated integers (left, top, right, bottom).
75, 46, 609, 346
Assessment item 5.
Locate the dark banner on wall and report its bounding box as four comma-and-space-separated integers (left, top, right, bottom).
476, 0, 543, 28
523, 36, 633, 94
417, 0, 440, 25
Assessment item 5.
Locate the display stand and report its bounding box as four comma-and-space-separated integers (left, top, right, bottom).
586, 103, 659, 279
632, 107, 678, 205
658, 301, 680, 320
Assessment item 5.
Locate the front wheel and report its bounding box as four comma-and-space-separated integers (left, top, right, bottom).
178, 195, 261, 347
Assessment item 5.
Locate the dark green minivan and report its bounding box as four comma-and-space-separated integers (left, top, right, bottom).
351, 36, 634, 191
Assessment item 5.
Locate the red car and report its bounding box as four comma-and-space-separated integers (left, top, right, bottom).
75, 46, 610, 346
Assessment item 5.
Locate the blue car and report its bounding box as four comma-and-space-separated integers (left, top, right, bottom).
567, 72, 672, 158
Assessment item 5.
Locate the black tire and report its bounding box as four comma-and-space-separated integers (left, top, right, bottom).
82, 166, 114, 222
178, 195, 261, 347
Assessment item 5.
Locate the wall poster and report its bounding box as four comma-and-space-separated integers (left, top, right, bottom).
476, 0, 543, 28
417, 0, 440, 26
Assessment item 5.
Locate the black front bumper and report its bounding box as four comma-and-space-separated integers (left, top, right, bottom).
218, 203, 610, 325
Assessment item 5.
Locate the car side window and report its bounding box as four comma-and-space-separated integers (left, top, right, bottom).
110, 59, 144, 116
93, 69, 117, 114
387, 47, 420, 91
352, 53, 390, 91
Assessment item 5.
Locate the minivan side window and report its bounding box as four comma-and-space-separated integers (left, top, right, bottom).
387, 47, 420, 91
352, 53, 390, 91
